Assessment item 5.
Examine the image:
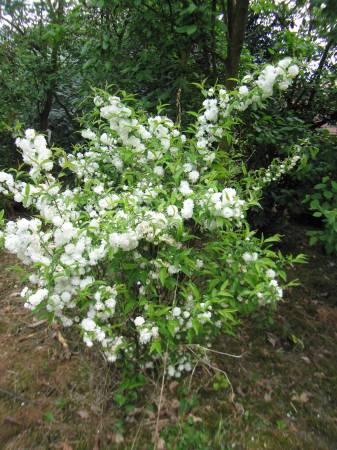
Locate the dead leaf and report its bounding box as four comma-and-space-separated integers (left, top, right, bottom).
90, 404, 101, 415
313, 371, 325, 378
267, 333, 278, 347
300, 356, 311, 364
59, 443, 73, 450
264, 392, 272, 402
299, 392, 311, 403
292, 392, 311, 403
76, 409, 90, 420
168, 381, 179, 393
108, 433, 124, 444
155, 437, 166, 450
187, 414, 202, 423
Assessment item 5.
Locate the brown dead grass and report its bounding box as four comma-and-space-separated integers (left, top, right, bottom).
0, 223, 336, 449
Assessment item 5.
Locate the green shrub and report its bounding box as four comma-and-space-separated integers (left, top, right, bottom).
305, 176, 337, 254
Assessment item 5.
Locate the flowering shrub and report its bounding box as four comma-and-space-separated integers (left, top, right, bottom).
0, 59, 304, 377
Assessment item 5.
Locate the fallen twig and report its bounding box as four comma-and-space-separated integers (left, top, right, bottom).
187, 344, 244, 359
18, 332, 41, 342
27, 319, 47, 329
53, 330, 72, 359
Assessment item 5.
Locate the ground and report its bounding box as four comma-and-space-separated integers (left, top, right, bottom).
0, 222, 336, 450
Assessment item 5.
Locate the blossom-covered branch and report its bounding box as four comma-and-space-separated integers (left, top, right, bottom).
0, 59, 303, 376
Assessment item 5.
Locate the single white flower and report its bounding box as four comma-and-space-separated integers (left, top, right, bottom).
266, 269, 276, 278
172, 307, 181, 317
25, 129, 36, 140
134, 316, 145, 327
81, 318, 96, 332
154, 166, 164, 176
181, 198, 194, 219
288, 64, 299, 78
81, 129, 96, 140
239, 85, 249, 96
188, 170, 199, 183
167, 205, 179, 217
179, 180, 193, 196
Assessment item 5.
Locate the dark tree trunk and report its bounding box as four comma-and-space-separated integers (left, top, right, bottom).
223, 0, 250, 89
39, 0, 65, 131
39, 44, 58, 131
39, 89, 54, 131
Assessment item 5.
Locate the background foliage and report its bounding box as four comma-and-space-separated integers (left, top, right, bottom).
0, 0, 336, 234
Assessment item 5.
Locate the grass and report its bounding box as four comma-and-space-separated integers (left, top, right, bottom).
0, 223, 337, 449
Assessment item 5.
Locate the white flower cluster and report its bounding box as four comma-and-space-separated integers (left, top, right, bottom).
133, 316, 159, 345
168, 356, 192, 378
5, 218, 49, 265
195, 58, 300, 164
256, 268, 283, 305
0, 59, 303, 373
249, 143, 304, 195
257, 57, 299, 96
16, 129, 53, 178
198, 187, 246, 229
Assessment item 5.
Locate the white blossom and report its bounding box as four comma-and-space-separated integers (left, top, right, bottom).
181, 199, 194, 220
134, 316, 145, 327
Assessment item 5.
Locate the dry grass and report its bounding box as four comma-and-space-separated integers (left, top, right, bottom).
0, 223, 337, 449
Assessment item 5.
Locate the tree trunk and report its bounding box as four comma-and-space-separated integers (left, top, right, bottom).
39, 43, 58, 131
224, 0, 250, 89
39, 88, 54, 131
39, 0, 65, 131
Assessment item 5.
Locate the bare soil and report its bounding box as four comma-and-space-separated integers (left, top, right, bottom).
0, 223, 336, 450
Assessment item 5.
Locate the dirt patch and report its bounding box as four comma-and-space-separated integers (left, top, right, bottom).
0, 223, 337, 449
317, 306, 337, 326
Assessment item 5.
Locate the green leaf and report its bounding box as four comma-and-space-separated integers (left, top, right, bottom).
176, 25, 197, 35
150, 339, 162, 354
159, 268, 167, 285
309, 235, 318, 246
181, 3, 197, 15
323, 190, 333, 200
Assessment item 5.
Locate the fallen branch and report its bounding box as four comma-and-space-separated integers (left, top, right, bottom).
53, 329, 71, 359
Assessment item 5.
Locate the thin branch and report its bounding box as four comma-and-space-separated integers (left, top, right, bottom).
0, 14, 25, 35
153, 350, 167, 450
187, 344, 244, 359
306, 39, 334, 108
54, 92, 74, 123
